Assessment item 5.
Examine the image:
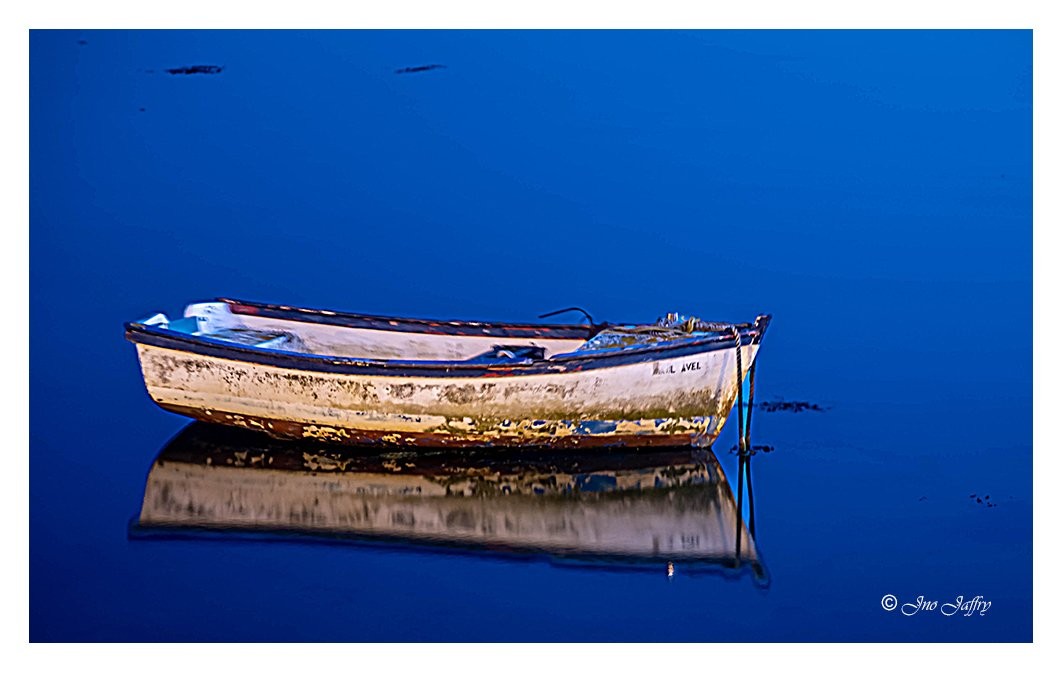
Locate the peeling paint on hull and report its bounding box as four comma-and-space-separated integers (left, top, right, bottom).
135, 339, 760, 448
157, 403, 718, 448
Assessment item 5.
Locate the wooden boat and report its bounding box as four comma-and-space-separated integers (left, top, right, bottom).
133, 423, 764, 576
126, 298, 771, 448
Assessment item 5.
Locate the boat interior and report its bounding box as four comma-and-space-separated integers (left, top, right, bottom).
135, 300, 749, 362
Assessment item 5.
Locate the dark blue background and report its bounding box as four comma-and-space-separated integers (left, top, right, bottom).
30, 30, 1032, 641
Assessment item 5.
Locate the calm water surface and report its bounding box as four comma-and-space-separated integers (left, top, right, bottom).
30, 30, 1032, 641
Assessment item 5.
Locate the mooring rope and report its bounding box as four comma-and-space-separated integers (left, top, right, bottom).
732, 326, 746, 456
732, 324, 761, 543
744, 357, 758, 539
735, 452, 745, 562
745, 359, 757, 452
745, 451, 756, 539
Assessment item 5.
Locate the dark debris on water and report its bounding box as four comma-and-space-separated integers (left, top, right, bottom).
755, 400, 829, 413
165, 65, 224, 76
969, 493, 997, 508
727, 444, 775, 456
395, 64, 446, 75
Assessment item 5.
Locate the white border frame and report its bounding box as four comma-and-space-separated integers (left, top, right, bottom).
5, 1, 1056, 669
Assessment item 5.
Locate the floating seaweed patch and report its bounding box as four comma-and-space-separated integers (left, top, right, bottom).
756, 400, 828, 413
727, 444, 775, 455
395, 64, 446, 75
165, 65, 224, 76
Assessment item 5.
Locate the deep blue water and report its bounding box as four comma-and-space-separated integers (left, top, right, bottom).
30, 30, 1032, 642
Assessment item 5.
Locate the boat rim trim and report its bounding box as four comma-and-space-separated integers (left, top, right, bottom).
124, 315, 771, 378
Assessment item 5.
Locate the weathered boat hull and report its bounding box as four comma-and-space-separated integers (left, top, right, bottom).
133, 340, 760, 448
127, 299, 769, 448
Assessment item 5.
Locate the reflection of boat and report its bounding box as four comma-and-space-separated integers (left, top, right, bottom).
125, 298, 771, 448
133, 423, 765, 578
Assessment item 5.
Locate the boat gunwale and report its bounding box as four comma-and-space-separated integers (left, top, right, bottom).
124, 313, 771, 378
